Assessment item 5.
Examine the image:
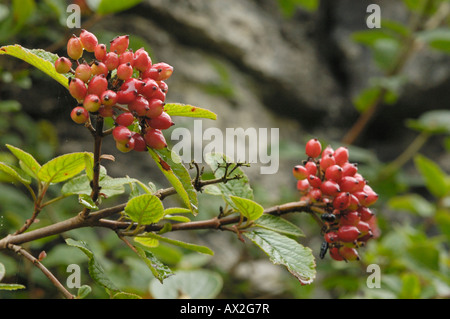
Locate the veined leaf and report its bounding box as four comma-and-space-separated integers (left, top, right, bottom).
148, 147, 198, 215
134, 245, 174, 283
65, 238, 120, 293
0, 162, 31, 185
0, 45, 70, 88
243, 228, 316, 285
38, 152, 90, 184
414, 154, 449, 198
253, 214, 305, 238
230, 196, 264, 221
164, 103, 217, 120
6, 144, 41, 178
137, 232, 214, 255
204, 152, 253, 208
124, 194, 165, 225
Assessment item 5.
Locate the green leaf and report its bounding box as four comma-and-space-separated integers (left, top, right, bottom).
164, 103, 217, 120
77, 285, 92, 299
163, 215, 191, 223
12, 0, 36, 29
204, 152, 253, 207
163, 207, 192, 215
0, 100, 21, 112
406, 110, 450, 134
243, 228, 316, 285
399, 273, 421, 299
230, 196, 264, 221
0, 45, 70, 88
95, 0, 143, 14
353, 87, 382, 113
6, 144, 41, 178
388, 194, 435, 217
0, 283, 26, 291
134, 245, 174, 283
149, 269, 223, 299
253, 214, 305, 238
138, 232, 213, 255
65, 238, 120, 293
134, 236, 159, 248
125, 194, 164, 225
0, 162, 31, 185
148, 147, 198, 215
418, 28, 450, 54
414, 154, 449, 198
78, 194, 98, 210
111, 291, 142, 299
373, 38, 401, 71
38, 152, 90, 184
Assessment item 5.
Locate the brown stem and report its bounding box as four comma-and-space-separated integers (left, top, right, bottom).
8, 244, 75, 299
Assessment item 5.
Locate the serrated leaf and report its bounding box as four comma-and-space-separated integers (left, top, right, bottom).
138, 232, 214, 255
148, 147, 198, 215
150, 269, 223, 299
38, 152, 90, 184
164, 103, 217, 120
0, 45, 70, 88
125, 194, 164, 225
204, 152, 253, 208
0, 283, 26, 291
230, 195, 264, 221
254, 214, 305, 238
243, 228, 316, 285
0, 162, 31, 185
6, 144, 41, 178
134, 245, 174, 283
414, 154, 449, 198
65, 238, 120, 293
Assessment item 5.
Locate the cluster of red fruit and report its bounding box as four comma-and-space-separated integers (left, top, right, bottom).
293, 138, 379, 262
54, 29, 174, 152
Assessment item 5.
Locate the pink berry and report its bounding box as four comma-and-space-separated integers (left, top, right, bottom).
320, 154, 336, 171
334, 147, 349, 166
132, 133, 147, 152
119, 50, 135, 66
79, 29, 98, 52
142, 62, 173, 81
144, 128, 167, 149
115, 112, 135, 127
117, 62, 133, 80
91, 61, 108, 76
70, 106, 89, 124
100, 90, 118, 107
296, 179, 310, 192
325, 164, 343, 182
333, 192, 351, 210
68, 77, 87, 101
75, 63, 92, 83
146, 99, 165, 118
305, 138, 322, 158
115, 138, 135, 153
83, 94, 101, 112
358, 207, 374, 222
67, 36, 83, 60
55, 57, 72, 74
305, 161, 317, 176
87, 75, 108, 97
133, 48, 152, 72
146, 112, 174, 130
320, 180, 340, 196
110, 35, 129, 55
337, 225, 360, 242
104, 52, 120, 71
94, 44, 107, 62
129, 96, 150, 117
293, 165, 308, 180
112, 125, 133, 144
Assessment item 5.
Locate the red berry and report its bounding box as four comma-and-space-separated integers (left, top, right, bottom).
133, 48, 152, 72
91, 61, 108, 76
320, 180, 340, 196
83, 94, 101, 112
307, 174, 321, 189
132, 133, 147, 152
329, 247, 344, 261
324, 164, 343, 182
363, 185, 378, 206
115, 112, 135, 127
110, 35, 129, 55
356, 221, 371, 236
112, 126, 133, 143
337, 225, 360, 242
119, 50, 135, 66
347, 194, 360, 211
338, 246, 359, 261
75, 63, 92, 83
293, 165, 308, 180
117, 78, 141, 104
320, 154, 336, 171
142, 62, 173, 81
305, 161, 317, 176
70, 106, 89, 124
296, 179, 310, 192
115, 138, 135, 153
79, 29, 98, 52
340, 211, 360, 226
87, 75, 108, 97
305, 138, 321, 158
144, 128, 167, 149
104, 52, 119, 71
94, 44, 107, 61
67, 36, 83, 60
324, 231, 339, 243
339, 176, 360, 193
308, 188, 322, 201
146, 99, 165, 118
333, 192, 351, 210
117, 62, 134, 81
98, 105, 114, 117
68, 77, 87, 101
146, 112, 174, 130
358, 207, 374, 222
140, 78, 159, 99
55, 57, 72, 74
158, 81, 168, 93
129, 96, 150, 117
342, 162, 358, 177
321, 145, 334, 159
333, 147, 349, 166
99, 90, 117, 107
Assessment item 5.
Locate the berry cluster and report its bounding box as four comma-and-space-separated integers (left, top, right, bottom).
293, 138, 379, 262
55, 30, 174, 152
